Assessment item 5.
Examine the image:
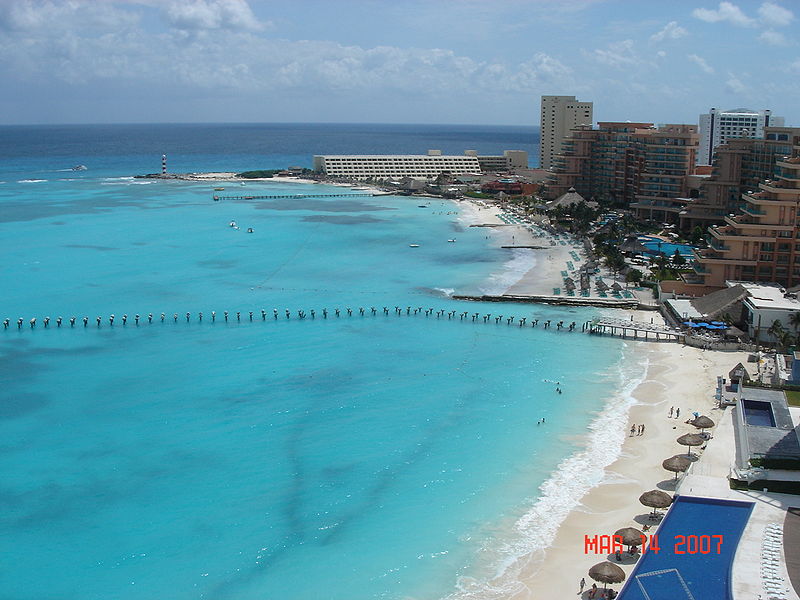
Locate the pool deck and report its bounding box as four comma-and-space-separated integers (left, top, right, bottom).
677, 403, 800, 600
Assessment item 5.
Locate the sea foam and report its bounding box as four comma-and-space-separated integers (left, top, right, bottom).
446, 342, 649, 600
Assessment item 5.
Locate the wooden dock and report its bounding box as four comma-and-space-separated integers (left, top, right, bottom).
587, 317, 683, 342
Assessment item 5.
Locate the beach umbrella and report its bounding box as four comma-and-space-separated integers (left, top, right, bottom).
614, 527, 645, 553
611, 282, 623, 292
596, 280, 609, 291
690, 415, 715, 432
662, 454, 691, 479
565, 280, 576, 291
588, 561, 626, 591
639, 489, 672, 519
677, 433, 705, 456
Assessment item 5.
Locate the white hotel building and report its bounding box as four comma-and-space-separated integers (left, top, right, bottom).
698, 107, 785, 165
313, 150, 482, 180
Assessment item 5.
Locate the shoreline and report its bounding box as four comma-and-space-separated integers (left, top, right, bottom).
501, 342, 747, 600
136, 173, 730, 599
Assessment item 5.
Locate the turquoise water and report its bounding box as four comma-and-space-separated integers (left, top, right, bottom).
1, 126, 637, 600
618, 496, 754, 600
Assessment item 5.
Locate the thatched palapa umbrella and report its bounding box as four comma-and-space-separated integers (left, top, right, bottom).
639, 489, 672, 519
611, 282, 623, 292
677, 432, 705, 456
588, 561, 626, 591
614, 526, 644, 554
690, 415, 715, 433
662, 454, 691, 479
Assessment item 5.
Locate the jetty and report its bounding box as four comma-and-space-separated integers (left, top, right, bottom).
586, 317, 683, 342
453, 293, 641, 309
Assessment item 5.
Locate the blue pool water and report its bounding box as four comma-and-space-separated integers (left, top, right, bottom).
0, 124, 646, 600
743, 400, 777, 427
638, 236, 695, 259
618, 496, 754, 600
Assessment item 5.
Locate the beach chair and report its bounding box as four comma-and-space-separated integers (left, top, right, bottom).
553, 287, 561, 295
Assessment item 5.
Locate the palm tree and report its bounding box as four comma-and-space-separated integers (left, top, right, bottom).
789, 311, 800, 338
768, 319, 785, 346
777, 330, 795, 354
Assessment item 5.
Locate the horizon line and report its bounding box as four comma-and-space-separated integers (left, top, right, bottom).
0, 121, 540, 129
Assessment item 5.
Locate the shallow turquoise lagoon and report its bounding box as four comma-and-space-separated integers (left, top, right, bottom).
1, 173, 635, 599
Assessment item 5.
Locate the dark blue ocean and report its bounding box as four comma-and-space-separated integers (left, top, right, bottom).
0, 122, 540, 179
0, 123, 642, 600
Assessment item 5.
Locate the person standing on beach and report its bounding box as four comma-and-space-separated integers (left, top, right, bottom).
676, 408, 680, 419
630, 424, 636, 437
580, 577, 586, 593
669, 406, 674, 418
640, 424, 645, 435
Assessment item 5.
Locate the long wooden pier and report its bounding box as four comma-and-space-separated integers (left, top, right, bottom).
213, 192, 376, 201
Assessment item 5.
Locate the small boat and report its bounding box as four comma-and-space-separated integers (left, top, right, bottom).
447, 239, 456, 243
409, 244, 420, 248
418, 205, 428, 208
240, 182, 246, 186
247, 227, 254, 233
229, 221, 237, 228
214, 187, 225, 191
71, 165, 87, 171
213, 196, 220, 201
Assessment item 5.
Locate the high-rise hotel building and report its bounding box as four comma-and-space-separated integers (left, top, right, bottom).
692, 130, 800, 290
539, 95, 592, 171
698, 108, 785, 166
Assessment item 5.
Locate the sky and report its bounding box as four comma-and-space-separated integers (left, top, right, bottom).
0, 0, 798, 126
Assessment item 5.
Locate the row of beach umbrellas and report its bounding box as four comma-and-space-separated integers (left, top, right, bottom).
587, 415, 716, 593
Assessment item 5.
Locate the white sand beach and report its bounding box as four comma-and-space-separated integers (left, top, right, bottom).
506, 340, 749, 598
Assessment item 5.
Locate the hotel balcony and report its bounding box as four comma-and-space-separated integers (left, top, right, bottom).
693, 247, 756, 265
759, 181, 800, 194
707, 238, 731, 252
722, 214, 793, 231
739, 203, 766, 217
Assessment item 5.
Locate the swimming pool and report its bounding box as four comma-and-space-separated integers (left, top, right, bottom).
742, 399, 777, 427
617, 496, 754, 600
638, 236, 695, 259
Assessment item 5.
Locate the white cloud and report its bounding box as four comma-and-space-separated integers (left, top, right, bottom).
692, 2, 756, 26
688, 54, 715, 74
650, 21, 688, 42
725, 72, 748, 94
759, 29, 788, 45
164, 0, 267, 32
758, 2, 794, 27
589, 40, 640, 68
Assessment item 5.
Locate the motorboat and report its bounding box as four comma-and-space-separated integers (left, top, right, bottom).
229, 221, 237, 227
409, 244, 420, 248
247, 228, 254, 233
214, 187, 225, 191
71, 165, 87, 171
447, 239, 456, 243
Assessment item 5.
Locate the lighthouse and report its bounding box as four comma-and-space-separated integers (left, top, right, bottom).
161, 154, 167, 175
